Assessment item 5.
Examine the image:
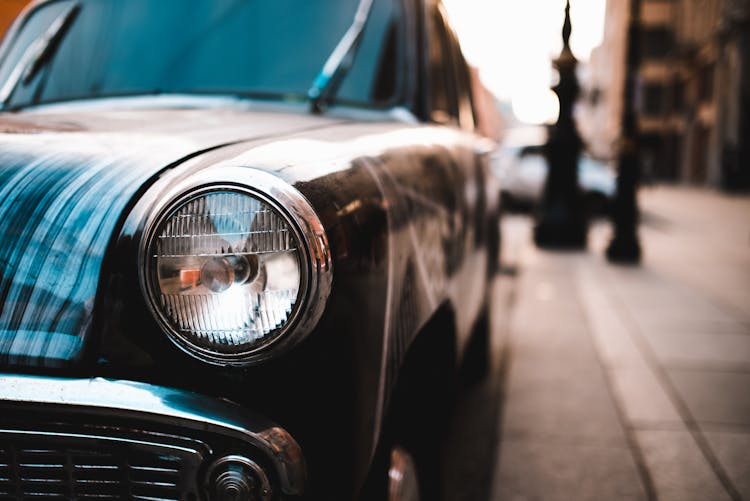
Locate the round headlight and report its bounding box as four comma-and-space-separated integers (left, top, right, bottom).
143, 184, 316, 364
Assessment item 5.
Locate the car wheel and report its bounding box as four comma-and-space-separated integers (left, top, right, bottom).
461, 303, 490, 384
361, 427, 441, 501
388, 446, 420, 501
361, 311, 455, 501
487, 209, 501, 278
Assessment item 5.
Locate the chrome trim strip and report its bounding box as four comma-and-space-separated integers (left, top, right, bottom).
138, 166, 333, 366
0, 428, 202, 457
0, 374, 306, 496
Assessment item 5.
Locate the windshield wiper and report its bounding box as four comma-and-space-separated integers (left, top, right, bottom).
0, 2, 81, 109
307, 0, 374, 114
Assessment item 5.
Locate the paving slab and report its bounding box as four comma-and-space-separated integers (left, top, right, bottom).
636, 318, 750, 337
645, 331, 750, 370
492, 188, 749, 501
635, 429, 732, 501
502, 356, 629, 446
668, 369, 750, 426
493, 245, 646, 500
703, 430, 750, 500
638, 188, 750, 322
505, 257, 600, 364
578, 266, 684, 427
493, 440, 646, 501
606, 366, 684, 427
578, 269, 644, 369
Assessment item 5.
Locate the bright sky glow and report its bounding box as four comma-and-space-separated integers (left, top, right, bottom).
442, 0, 606, 124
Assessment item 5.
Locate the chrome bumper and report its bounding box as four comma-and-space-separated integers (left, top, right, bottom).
0, 374, 306, 499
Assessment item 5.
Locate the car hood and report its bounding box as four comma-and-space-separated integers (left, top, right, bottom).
0, 96, 342, 140
0, 98, 343, 368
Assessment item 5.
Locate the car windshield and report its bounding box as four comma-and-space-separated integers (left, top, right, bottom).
0, 0, 401, 109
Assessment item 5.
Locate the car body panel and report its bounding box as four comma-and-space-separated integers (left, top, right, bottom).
0, 99, 496, 497
105, 116, 493, 494
0, 98, 346, 367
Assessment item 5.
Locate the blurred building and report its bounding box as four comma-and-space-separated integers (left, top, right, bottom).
578, 0, 629, 161
469, 66, 504, 142
583, 0, 750, 191
0, 0, 29, 39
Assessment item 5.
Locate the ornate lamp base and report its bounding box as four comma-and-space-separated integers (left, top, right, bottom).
534, 223, 587, 249
606, 234, 641, 264
534, 204, 588, 249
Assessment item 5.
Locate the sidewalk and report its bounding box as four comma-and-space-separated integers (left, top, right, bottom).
491, 186, 750, 500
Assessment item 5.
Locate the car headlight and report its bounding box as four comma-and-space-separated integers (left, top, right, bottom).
140, 167, 332, 365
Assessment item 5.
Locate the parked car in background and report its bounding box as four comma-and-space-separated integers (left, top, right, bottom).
0, 0, 499, 499
493, 126, 616, 214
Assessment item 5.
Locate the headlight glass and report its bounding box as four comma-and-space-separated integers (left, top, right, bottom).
146, 189, 305, 361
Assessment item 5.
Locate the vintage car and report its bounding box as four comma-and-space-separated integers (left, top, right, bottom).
0, 0, 500, 499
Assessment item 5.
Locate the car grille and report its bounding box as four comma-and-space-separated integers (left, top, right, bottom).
0, 376, 306, 500
0, 427, 207, 501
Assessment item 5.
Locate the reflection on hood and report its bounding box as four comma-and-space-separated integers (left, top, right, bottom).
0, 138, 191, 367
0, 103, 342, 368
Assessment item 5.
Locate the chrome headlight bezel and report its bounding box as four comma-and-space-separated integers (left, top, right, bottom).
138, 166, 332, 366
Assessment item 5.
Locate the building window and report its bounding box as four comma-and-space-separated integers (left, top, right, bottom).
641, 28, 674, 60
642, 83, 666, 116
671, 80, 684, 112
698, 64, 714, 103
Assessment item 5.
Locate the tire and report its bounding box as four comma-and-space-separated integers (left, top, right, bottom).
388, 446, 420, 501
392, 346, 448, 501
360, 436, 436, 501
361, 319, 454, 501
486, 210, 501, 278
460, 303, 490, 385
360, 412, 443, 501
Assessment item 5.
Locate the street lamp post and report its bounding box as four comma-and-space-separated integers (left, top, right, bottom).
606, 0, 642, 263
534, 0, 587, 249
